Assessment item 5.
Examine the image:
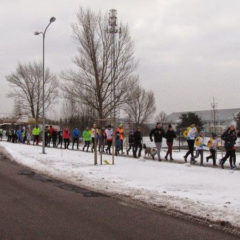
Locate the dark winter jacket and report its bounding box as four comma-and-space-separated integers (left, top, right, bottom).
149, 127, 165, 143
58, 131, 63, 141
52, 130, 58, 142
133, 131, 142, 145
165, 130, 177, 143
221, 129, 237, 151
128, 133, 134, 144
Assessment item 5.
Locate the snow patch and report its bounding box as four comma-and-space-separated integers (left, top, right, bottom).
0, 142, 240, 228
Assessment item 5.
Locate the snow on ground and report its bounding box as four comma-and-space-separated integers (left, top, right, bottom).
0, 141, 240, 228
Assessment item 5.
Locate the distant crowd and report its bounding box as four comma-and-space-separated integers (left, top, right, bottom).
0, 122, 239, 169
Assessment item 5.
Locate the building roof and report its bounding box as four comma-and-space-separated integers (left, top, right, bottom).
167, 108, 240, 123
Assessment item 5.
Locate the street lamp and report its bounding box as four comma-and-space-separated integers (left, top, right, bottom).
34, 16, 56, 154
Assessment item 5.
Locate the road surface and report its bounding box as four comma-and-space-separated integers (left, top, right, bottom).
0, 151, 238, 240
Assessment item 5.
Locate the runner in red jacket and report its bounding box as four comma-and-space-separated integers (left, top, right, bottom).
63, 128, 70, 149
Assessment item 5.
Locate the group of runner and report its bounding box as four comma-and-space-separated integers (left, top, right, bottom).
183, 123, 238, 169
1, 122, 239, 169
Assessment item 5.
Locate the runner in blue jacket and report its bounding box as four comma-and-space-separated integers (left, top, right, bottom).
72, 128, 80, 150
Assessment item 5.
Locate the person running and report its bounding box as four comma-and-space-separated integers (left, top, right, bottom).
206, 133, 219, 166
6, 129, 11, 142
220, 125, 237, 169
127, 130, 134, 155
98, 127, 106, 153
52, 128, 58, 148
45, 126, 49, 146
32, 125, 40, 145
16, 127, 22, 143
48, 125, 55, 146
11, 129, 16, 143
82, 127, 91, 152
115, 130, 121, 156
133, 126, 142, 158
22, 127, 26, 144
72, 127, 80, 150
105, 125, 113, 154
7, 129, 12, 142
183, 123, 198, 163
0, 129, 3, 141
117, 124, 124, 154
164, 125, 176, 160
26, 128, 32, 145
13, 129, 18, 143
63, 128, 70, 149
149, 122, 165, 161
232, 145, 237, 168
194, 132, 205, 166
57, 130, 63, 148
91, 123, 98, 152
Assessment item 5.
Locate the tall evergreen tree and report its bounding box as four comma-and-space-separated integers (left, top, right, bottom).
177, 112, 204, 132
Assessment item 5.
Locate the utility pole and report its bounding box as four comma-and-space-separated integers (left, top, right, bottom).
211, 97, 217, 133
108, 9, 121, 165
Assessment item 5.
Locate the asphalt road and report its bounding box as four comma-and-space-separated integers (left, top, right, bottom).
0, 151, 238, 240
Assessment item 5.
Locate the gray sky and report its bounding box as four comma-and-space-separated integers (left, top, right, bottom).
1, 0, 240, 119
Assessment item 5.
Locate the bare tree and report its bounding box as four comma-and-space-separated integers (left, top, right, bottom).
6, 62, 58, 121
62, 8, 136, 120
155, 111, 167, 125
61, 93, 95, 131
123, 82, 156, 125
12, 98, 24, 118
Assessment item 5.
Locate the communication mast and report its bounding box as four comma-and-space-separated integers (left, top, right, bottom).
211, 97, 217, 133
108, 9, 121, 164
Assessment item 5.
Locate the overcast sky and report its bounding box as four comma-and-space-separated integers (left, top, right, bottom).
1, 0, 240, 119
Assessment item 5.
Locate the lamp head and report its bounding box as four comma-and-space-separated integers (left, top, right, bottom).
50, 17, 56, 23
34, 32, 40, 35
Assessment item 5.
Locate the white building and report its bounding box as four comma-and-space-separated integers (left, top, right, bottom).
166, 108, 240, 134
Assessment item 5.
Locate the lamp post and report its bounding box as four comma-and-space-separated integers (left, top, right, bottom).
34, 16, 56, 154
